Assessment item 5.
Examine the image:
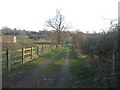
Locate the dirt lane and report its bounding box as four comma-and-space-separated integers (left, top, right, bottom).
35, 50, 73, 88
54, 50, 71, 88
3, 49, 77, 88
3, 51, 63, 88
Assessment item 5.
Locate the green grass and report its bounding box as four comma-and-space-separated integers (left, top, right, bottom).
41, 47, 68, 77
2, 48, 63, 80
69, 49, 105, 88
28, 38, 35, 41
16, 36, 35, 42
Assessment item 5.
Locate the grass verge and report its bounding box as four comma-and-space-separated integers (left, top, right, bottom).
69, 49, 105, 88
3, 48, 63, 80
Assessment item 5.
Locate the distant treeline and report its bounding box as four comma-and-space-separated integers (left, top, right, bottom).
0, 27, 72, 44
1, 27, 55, 40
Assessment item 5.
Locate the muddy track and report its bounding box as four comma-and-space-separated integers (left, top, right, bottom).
35, 50, 74, 88
3, 49, 77, 88
54, 50, 71, 88
3, 50, 63, 88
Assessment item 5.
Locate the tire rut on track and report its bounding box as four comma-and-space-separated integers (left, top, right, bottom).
54, 50, 71, 88
35, 50, 73, 88
3, 50, 63, 88
3, 49, 78, 88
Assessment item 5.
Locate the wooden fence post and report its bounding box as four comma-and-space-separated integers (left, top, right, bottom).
54, 45, 56, 50
49, 45, 51, 51
6, 48, 10, 71
52, 45, 54, 50
37, 46, 39, 55
48, 45, 50, 52
50, 45, 52, 51
45, 45, 47, 53
44, 45, 46, 53
22, 47, 25, 63
46, 45, 47, 52
41, 45, 43, 53
31, 47, 33, 60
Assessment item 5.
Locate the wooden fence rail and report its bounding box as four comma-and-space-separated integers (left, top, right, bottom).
3, 44, 62, 71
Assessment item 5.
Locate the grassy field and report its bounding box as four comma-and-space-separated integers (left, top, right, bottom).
16, 36, 35, 42
69, 49, 105, 88
3, 48, 62, 79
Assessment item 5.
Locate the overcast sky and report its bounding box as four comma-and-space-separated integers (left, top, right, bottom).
0, 0, 119, 33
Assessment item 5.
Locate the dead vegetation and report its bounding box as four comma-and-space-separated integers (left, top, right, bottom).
72, 23, 119, 88
2, 42, 35, 51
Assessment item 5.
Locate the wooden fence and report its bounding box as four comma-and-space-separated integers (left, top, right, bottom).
2, 44, 62, 71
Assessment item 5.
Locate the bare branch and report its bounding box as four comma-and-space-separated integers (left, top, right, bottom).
45, 9, 71, 44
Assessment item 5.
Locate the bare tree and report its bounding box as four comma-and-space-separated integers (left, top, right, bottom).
46, 9, 71, 46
